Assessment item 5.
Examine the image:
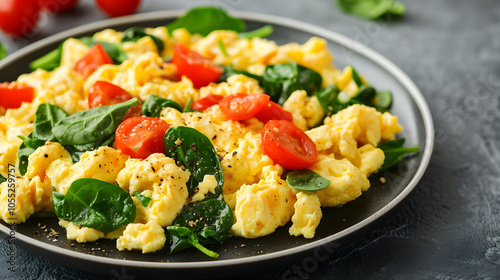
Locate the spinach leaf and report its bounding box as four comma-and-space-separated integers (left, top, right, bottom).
239, 25, 274, 39
17, 134, 46, 176
166, 199, 234, 258
134, 191, 152, 207
53, 178, 136, 233
121, 27, 165, 52
286, 170, 330, 191
52, 191, 66, 218
30, 43, 63, 71
52, 98, 139, 145
164, 126, 223, 199
0, 43, 6, 60
166, 6, 245, 36
337, 0, 406, 20
218, 65, 263, 85
183, 97, 198, 113
64, 133, 115, 163
79, 37, 127, 64
350, 66, 364, 87
33, 103, 69, 140
378, 138, 419, 172
374, 90, 392, 112
263, 62, 323, 105
218, 39, 228, 57
0, 174, 7, 184
141, 95, 182, 118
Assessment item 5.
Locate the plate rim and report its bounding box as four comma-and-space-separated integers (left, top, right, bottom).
0, 9, 434, 269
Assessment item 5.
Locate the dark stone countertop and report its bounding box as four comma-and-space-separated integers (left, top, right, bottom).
1, 0, 500, 279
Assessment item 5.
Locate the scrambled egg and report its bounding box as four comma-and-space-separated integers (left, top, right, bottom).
0, 24, 405, 254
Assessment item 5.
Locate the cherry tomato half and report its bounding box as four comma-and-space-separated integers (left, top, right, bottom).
115, 116, 170, 159
0, 0, 41, 37
172, 44, 223, 89
75, 43, 113, 79
39, 0, 79, 13
261, 120, 317, 170
254, 100, 293, 123
95, 0, 141, 17
0, 83, 35, 109
88, 81, 141, 119
191, 94, 224, 111
219, 93, 270, 121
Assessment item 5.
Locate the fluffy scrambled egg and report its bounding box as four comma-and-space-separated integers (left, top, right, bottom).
0, 24, 405, 253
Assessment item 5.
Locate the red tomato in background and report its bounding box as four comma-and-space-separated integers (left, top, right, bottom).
39, 0, 79, 13
191, 94, 224, 111
261, 120, 317, 170
0, 0, 41, 37
88, 81, 142, 119
0, 83, 35, 109
254, 100, 293, 123
172, 44, 223, 89
219, 93, 270, 121
75, 43, 113, 79
115, 116, 170, 159
95, 0, 141, 17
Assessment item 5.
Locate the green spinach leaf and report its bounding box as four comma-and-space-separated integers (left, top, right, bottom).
64, 133, 115, 163
134, 191, 152, 207
79, 37, 127, 64
141, 95, 182, 117
0, 43, 6, 60
52, 191, 66, 218
164, 126, 223, 199
286, 170, 330, 191
121, 27, 165, 52
166, 199, 234, 258
0, 174, 7, 184
337, 0, 406, 20
30, 43, 63, 71
239, 25, 274, 39
218, 65, 263, 85
378, 138, 419, 172
52, 98, 139, 145
17, 134, 46, 176
53, 178, 136, 233
166, 6, 245, 36
32, 103, 69, 140
263, 62, 323, 105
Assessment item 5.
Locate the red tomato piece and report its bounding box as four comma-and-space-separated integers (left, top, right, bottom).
261, 120, 317, 170
95, 0, 141, 17
74, 43, 113, 79
0, 0, 41, 37
172, 44, 223, 88
219, 93, 270, 121
88, 81, 141, 119
254, 100, 293, 123
191, 94, 224, 111
115, 116, 170, 159
0, 83, 35, 109
39, 0, 79, 13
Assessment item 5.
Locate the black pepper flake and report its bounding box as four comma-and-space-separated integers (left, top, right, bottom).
152, 166, 156, 172
232, 151, 237, 157
44, 154, 48, 158
189, 143, 197, 151
212, 135, 217, 140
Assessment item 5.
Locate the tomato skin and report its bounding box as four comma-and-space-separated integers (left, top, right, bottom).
95, 0, 141, 17
115, 116, 170, 159
219, 93, 270, 121
39, 0, 78, 13
261, 120, 317, 170
172, 44, 223, 89
191, 94, 224, 111
0, 0, 41, 37
0, 83, 35, 109
254, 100, 293, 123
75, 43, 113, 79
88, 81, 141, 119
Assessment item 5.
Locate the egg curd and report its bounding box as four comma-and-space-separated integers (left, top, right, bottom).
0, 26, 402, 254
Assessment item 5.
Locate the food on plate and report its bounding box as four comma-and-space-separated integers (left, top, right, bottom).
0, 6, 417, 258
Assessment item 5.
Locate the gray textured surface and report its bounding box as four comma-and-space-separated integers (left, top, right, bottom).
1, 0, 500, 279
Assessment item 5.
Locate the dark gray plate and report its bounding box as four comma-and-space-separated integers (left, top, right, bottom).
0, 10, 433, 279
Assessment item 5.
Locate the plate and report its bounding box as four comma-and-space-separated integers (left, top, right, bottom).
0, 10, 434, 279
